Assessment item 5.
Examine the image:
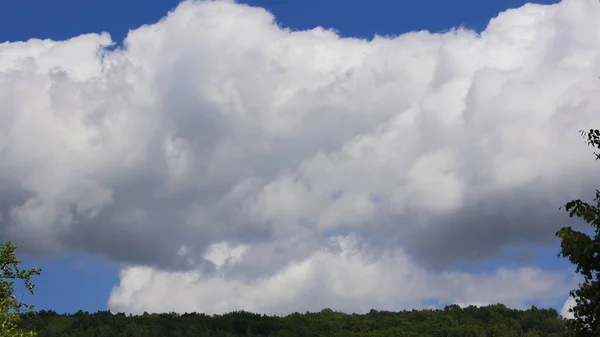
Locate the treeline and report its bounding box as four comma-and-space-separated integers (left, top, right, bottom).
19, 304, 569, 337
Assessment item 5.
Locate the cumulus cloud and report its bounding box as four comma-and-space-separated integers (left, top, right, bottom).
109, 234, 574, 315
1, 0, 599, 313
560, 295, 576, 318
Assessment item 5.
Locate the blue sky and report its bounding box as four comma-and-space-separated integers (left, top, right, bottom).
0, 0, 560, 44
2, 0, 577, 315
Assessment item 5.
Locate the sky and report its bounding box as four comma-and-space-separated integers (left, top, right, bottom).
0, 0, 597, 317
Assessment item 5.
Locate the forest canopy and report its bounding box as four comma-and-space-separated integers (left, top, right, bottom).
18, 304, 568, 337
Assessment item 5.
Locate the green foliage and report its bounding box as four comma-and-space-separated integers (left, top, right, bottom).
19, 304, 569, 337
556, 129, 600, 336
1, 241, 41, 337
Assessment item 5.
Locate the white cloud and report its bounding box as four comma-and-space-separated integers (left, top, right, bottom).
108, 234, 574, 315
1, 0, 599, 313
560, 295, 576, 319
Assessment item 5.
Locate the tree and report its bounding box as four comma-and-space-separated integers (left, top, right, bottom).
0, 241, 41, 337
17, 304, 567, 336
556, 129, 600, 336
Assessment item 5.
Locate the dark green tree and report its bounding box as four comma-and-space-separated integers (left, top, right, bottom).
556, 129, 600, 336
18, 304, 568, 337
1, 241, 41, 337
